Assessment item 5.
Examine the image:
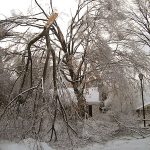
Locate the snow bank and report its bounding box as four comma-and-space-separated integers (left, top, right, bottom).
78, 136, 150, 150
1, 136, 150, 150
0, 138, 54, 150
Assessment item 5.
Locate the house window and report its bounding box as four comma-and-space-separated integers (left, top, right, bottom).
88, 105, 92, 117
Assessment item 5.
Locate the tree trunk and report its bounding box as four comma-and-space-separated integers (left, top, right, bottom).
72, 84, 86, 118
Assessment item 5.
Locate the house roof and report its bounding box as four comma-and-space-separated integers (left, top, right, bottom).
136, 102, 150, 110
135, 88, 150, 110
84, 87, 100, 104
50, 87, 100, 104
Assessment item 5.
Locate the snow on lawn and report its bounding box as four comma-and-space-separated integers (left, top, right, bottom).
78, 136, 150, 150
0, 137, 150, 150
0, 138, 54, 150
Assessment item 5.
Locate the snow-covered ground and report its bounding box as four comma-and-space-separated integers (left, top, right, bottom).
0, 136, 150, 150
78, 136, 150, 150
0, 138, 53, 150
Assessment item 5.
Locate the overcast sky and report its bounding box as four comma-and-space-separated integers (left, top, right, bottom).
0, 0, 78, 24
0, 0, 77, 18
0, 0, 78, 33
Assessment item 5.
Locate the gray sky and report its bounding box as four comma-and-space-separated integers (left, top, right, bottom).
0, 0, 77, 19
0, 0, 31, 18
0, 0, 78, 33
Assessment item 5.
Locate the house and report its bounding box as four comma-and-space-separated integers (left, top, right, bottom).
136, 102, 150, 116
84, 87, 101, 117
135, 87, 150, 115
50, 87, 109, 118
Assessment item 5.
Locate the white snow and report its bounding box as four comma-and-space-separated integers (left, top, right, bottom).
84, 87, 100, 104
50, 87, 100, 104
78, 136, 150, 150
1, 137, 150, 150
0, 138, 54, 150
